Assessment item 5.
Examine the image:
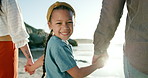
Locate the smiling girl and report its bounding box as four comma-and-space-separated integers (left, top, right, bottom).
25, 2, 103, 78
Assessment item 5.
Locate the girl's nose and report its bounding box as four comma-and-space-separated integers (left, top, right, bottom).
62, 23, 69, 29
63, 26, 69, 29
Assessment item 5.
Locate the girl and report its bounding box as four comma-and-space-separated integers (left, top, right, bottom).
0, 0, 34, 77
25, 1, 104, 78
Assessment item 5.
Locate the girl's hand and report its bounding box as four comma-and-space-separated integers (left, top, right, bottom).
92, 52, 109, 68
92, 55, 109, 68
25, 58, 35, 75
25, 65, 35, 75
93, 57, 104, 68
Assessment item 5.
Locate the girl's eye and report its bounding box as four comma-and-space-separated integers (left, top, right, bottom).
68, 22, 73, 24
56, 22, 62, 24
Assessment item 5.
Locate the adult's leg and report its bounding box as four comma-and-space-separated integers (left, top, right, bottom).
124, 56, 148, 78
0, 41, 18, 78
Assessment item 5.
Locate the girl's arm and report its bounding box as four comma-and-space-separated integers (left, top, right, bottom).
25, 55, 44, 74
67, 57, 104, 78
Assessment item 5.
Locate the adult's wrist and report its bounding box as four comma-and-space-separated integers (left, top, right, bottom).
94, 50, 107, 55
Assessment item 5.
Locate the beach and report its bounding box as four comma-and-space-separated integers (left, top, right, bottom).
18, 42, 125, 78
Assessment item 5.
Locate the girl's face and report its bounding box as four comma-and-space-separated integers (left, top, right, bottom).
48, 9, 74, 40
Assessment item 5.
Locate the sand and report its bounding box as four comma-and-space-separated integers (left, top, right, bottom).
18, 55, 43, 78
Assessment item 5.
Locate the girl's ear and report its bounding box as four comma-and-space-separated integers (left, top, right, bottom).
48, 22, 52, 29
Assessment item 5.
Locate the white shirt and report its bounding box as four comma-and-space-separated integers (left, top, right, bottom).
0, 0, 29, 48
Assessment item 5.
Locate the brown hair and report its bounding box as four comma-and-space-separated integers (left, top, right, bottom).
0, 0, 2, 13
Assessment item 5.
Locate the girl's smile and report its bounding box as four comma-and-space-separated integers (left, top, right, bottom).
48, 9, 74, 40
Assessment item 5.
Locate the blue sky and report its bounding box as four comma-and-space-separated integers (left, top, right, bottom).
18, 0, 102, 39
18, 0, 126, 43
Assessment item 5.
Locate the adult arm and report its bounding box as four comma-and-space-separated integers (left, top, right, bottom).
93, 0, 126, 64
6, 0, 34, 65
25, 55, 44, 75
20, 44, 34, 65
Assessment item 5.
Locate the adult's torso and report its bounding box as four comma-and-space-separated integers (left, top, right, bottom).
124, 0, 148, 74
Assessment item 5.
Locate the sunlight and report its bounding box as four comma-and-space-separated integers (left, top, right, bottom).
89, 43, 125, 78
104, 43, 124, 71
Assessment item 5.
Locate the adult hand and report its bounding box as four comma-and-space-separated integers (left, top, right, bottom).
26, 58, 34, 66
92, 52, 109, 68
25, 58, 35, 75
24, 64, 35, 75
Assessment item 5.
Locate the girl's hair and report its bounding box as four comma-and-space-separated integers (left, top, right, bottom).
41, 30, 53, 78
41, 2, 75, 78
46, 1, 75, 22
0, 0, 2, 14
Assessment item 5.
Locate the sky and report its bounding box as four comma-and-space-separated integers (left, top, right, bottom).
18, 0, 126, 43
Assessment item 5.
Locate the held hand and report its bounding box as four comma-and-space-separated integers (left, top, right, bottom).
25, 59, 35, 75
92, 52, 109, 68
25, 64, 35, 75
93, 57, 104, 68
26, 58, 34, 66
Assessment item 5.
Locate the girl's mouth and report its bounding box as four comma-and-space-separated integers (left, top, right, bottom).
60, 32, 70, 36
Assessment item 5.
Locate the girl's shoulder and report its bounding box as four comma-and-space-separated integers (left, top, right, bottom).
48, 36, 67, 47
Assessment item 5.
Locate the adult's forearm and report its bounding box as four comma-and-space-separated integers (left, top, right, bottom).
20, 44, 33, 60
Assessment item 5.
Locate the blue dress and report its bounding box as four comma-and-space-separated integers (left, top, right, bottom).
45, 36, 77, 78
